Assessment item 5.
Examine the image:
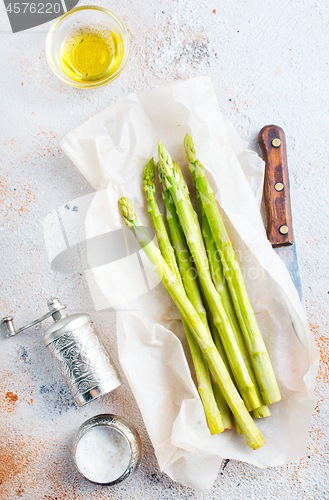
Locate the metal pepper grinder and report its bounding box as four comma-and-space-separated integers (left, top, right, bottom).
2, 298, 121, 406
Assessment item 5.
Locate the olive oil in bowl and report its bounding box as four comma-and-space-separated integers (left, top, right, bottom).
61, 26, 123, 83
46, 6, 130, 88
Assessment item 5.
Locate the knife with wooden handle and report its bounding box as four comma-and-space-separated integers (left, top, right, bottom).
258, 125, 304, 304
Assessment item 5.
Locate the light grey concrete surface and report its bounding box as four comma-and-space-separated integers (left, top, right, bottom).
0, 0, 328, 499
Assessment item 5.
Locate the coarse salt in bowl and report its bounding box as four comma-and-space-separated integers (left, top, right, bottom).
72, 414, 142, 486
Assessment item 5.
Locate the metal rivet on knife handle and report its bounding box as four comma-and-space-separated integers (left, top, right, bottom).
272, 138, 281, 148
279, 225, 289, 235
275, 182, 284, 192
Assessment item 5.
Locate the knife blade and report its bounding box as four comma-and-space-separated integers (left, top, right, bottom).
258, 124, 304, 306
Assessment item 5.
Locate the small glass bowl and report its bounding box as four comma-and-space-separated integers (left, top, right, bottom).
72, 414, 142, 486
45, 6, 130, 88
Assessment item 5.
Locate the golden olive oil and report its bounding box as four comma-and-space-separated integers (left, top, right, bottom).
61, 26, 124, 82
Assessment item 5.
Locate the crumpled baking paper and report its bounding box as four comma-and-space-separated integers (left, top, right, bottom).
61, 76, 318, 491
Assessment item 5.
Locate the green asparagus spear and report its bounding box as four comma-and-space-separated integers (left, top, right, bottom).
173, 158, 270, 417
197, 189, 270, 418
210, 373, 234, 429
143, 159, 224, 434
118, 197, 265, 450
171, 161, 236, 424
158, 163, 208, 330
158, 143, 260, 412
184, 133, 281, 406
186, 325, 224, 434
143, 158, 181, 282
200, 292, 235, 429
158, 162, 233, 429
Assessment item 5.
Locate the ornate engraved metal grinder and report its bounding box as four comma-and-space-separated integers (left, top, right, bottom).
2, 298, 122, 406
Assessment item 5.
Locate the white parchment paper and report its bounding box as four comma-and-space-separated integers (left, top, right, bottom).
61, 77, 318, 490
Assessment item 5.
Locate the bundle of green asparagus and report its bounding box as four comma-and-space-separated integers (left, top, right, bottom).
118, 134, 281, 450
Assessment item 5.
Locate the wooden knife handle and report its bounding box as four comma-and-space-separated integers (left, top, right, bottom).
258, 125, 294, 247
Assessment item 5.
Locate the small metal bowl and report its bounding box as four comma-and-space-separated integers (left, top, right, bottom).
72, 414, 142, 486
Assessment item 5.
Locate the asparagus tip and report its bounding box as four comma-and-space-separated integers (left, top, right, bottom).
184, 132, 193, 145
173, 160, 190, 195
157, 141, 166, 162
158, 142, 176, 181
184, 133, 197, 164
143, 158, 156, 198
118, 197, 137, 226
